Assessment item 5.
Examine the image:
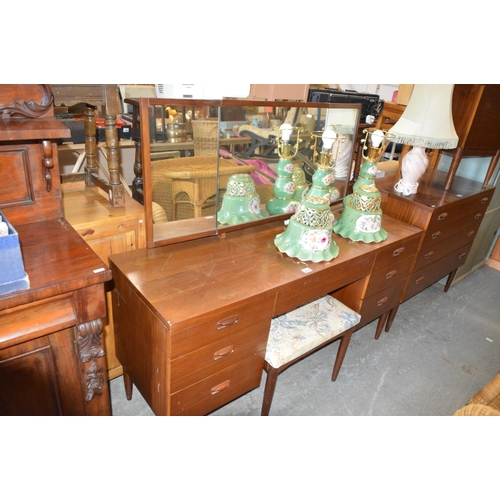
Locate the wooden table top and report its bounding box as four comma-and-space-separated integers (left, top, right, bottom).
109, 215, 422, 332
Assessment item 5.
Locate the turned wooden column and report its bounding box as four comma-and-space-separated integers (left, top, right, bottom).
84, 106, 99, 185
104, 114, 125, 207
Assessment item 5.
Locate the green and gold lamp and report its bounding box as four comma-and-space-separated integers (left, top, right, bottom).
266, 123, 303, 215
333, 128, 390, 243
274, 127, 343, 262
218, 173, 268, 225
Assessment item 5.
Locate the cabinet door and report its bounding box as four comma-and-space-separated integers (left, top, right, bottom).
0, 328, 86, 416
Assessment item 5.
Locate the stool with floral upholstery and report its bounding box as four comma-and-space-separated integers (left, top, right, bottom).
262, 295, 361, 416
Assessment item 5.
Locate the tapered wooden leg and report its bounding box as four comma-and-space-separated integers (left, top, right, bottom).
444, 269, 459, 292
385, 305, 399, 332
261, 363, 279, 416
331, 330, 353, 381
374, 312, 389, 340
123, 370, 134, 401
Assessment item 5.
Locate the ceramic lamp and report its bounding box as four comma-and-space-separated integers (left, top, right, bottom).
274, 128, 344, 262
218, 174, 268, 225
390, 84, 458, 196
333, 128, 389, 243
266, 123, 302, 215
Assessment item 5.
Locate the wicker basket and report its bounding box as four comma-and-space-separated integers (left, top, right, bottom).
192, 119, 219, 156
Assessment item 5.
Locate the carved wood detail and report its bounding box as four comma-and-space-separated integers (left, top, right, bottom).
85, 361, 106, 402
76, 319, 105, 363
0, 84, 53, 118
41, 140, 54, 192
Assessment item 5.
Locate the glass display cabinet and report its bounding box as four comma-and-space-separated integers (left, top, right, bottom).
125, 98, 361, 248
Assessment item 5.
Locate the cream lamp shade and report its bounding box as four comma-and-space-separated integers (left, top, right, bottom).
390, 84, 459, 196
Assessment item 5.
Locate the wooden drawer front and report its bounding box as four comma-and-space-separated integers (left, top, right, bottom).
372, 236, 420, 269
170, 293, 275, 358
169, 354, 264, 416
364, 256, 415, 298
359, 281, 404, 326
403, 243, 473, 301
413, 222, 481, 272
425, 196, 489, 238
170, 320, 270, 393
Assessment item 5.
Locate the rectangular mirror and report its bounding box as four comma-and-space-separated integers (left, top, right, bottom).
126, 98, 361, 248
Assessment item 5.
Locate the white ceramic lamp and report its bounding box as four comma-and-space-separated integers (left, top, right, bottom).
389, 84, 458, 196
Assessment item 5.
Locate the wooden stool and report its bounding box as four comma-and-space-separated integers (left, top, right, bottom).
262, 295, 361, 416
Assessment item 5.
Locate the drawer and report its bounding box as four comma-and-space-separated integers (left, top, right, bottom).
403, 243, 473, 301
413, 222, 481, 272
425, 195, 490, 240
170, 320, 270, 393
372, 235, 420, 269
358, 281, 404, 327
170, 292, 275, 358
364, 255, 415, 298
169, 354, 264, 416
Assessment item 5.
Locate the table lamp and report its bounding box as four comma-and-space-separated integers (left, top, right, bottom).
266, 123, 302, 215
390, 84, 459, 196
333, 128, 390, 243
274, 127, 345, 262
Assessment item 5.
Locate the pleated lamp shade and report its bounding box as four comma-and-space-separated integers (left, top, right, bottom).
389, 84, 458, 149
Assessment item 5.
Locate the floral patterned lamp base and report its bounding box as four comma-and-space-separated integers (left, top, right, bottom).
266, 158, 301, 215
274, 204, 339, 262
218, 174, 268, 225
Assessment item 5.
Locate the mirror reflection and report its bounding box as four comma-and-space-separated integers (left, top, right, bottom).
134, 98, 360, 247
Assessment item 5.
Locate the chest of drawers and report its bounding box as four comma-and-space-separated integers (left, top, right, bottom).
377, 169, 494, 331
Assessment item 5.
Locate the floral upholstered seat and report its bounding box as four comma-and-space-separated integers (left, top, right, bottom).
261, 295, 361, 415
266, 295, 361, 369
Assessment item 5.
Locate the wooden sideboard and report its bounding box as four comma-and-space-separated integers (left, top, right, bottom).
109, 215, 421, 416
61, 181, 146, 379
0, 85, 113, 416
377, 169, 495, 332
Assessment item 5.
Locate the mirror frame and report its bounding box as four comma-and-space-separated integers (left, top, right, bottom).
130, 97, 361, 249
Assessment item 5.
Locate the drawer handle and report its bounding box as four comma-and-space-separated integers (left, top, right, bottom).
415, 276, 425, 285
473, 213, 482, 220
392, 247, 405, 257
81, 228, 95, 237
211, 380, 231, 395
424, 250, 434, 260
213, 345, 235, 360
386, 270, 397, 280
217, 315, 239, 329
431, 231, 441, 240
377, 297, 388, 307
438, 213, 448, 221
467, 230, 475, 238
458, 252, 467, 260
481, 197, 489, 204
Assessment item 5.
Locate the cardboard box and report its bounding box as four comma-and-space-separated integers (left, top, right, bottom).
0, 211, 30, 295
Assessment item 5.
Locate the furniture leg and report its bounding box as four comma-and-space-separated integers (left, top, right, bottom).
84, 106, 99, 185
385, 305, 399, 332
444, 269, 459, 292
261, 362, 279, 416
104, 114, 125, 207
331, 330, 353, 381
374, 312, 389, 340
444, 147, 464, 190
483, 149, 500, 188
123, 370, 134, 400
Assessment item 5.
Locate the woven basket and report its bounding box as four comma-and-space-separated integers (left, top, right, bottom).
192, 119, 219, 156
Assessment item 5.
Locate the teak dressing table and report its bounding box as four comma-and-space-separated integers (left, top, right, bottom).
109, 213, 422, 416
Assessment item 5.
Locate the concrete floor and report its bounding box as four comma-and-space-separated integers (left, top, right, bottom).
109, 265, 500, 416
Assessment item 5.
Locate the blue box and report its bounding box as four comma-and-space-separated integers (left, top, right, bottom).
0, 211, 30, 295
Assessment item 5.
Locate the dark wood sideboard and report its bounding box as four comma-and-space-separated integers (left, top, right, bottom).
0, 85, 113, 416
